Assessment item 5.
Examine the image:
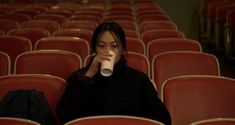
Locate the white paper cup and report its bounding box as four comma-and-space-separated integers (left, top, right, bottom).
100, 50, 116, 77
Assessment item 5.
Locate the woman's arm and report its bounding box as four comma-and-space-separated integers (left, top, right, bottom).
56, 69, 96, 123
141, 76, 172, 125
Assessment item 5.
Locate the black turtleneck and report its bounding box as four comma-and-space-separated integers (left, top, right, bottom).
56, 57, 171, 125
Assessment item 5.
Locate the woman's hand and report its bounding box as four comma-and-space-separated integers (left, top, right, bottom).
85, 50, 112, 77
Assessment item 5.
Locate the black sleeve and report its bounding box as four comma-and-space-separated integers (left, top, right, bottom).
141, 76, 172, 125
56, 69, 96, 124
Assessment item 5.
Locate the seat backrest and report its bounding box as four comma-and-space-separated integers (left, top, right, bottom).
114, 20, 137, 31
13, 9, 41, 18
35, 36, 89, 64
34, 14, 67, 25
0, 74, 66, 125
7, 28, 50, 47
53, 29, 93, 43
0, 51, 11, 76
189, 118, 235, 125
62, 21, 97, 31
0, 36, 32, 73
0, 13, 31, 24
126, 52, 150, 76
152, 51, 220, 93
141, 29, 185, 46
44, 9, 72, 19
0, 117, 40, 125
139, 21, 177, 35
147, 38, 202, 64
162, 75, 235, 125
15, 50, 82, 80
126, 37, 145, 55
137, 14, 171, 25
124, 29, 140, 39
64, 115, 165, 125
22, 20, 60, 34
69, 15, 103, 24
0, 19, 20, 34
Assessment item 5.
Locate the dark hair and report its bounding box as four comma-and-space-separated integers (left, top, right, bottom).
90, 21, 126, 54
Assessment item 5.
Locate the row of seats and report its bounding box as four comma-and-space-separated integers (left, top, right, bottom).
2, 115, 235, 125
0, 48, 221, 95
0, 74, 235, 125
1, 1, 234, 125
199, 0, 235, 57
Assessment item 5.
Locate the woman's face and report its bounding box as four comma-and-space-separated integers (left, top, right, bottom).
96, 31, 122, 64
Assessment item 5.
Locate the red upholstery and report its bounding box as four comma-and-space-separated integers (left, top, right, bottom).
0, 117, 40, 125
126, 52, 150, 76
35, 36, 89, 64
147, 38, 202, 64
190, 118, 235, 125
53, 29, 93, 43
152, 51, 220, 93
142, 29, 185, 46
126, 37, 145, 55
0, 19, 20, 34
22, 20, 60, 34
0, 36, 32, 73
7, 28, 50, 46
15, 50, 82, 80
0, 51, 10, 76
65, 115, 164, 125
162, 75, 235, 125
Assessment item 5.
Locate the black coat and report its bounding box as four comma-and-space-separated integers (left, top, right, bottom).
56, 57, 171, 125
0, 89, 56, 125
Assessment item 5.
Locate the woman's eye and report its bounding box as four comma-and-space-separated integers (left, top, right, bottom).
112, 45, 118, 48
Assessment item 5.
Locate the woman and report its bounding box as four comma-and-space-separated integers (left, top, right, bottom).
56, 22, 171, 125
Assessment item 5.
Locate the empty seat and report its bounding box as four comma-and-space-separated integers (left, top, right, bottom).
34, 14, 67, 25
65, 115, 164, 125
152, 51, 220, 93
0, 19, 20, 34
162, 75, 235, 125
142, 30, 185, 46
147, 38, 202, 64
0, 13, 31, 24
137, 15, 171, 25
0, 51, 10, 76
62, 21, 97, 31
0, 36, 32, 73
126, 37, 145, 55
69, 15, 103, 24
53, 29, 93, 43
35, 36, 89, 64
7, 28, 50, 47
139, 21, 177, 35
126, 52, 150, 76
44, 9, 72, 19
13, 9, 41, 18
22, 20, 60, 34
15, 50, 82, 80
124, 29, 140, 39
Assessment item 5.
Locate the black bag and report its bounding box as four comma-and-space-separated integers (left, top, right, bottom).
0, 89, 56, 125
